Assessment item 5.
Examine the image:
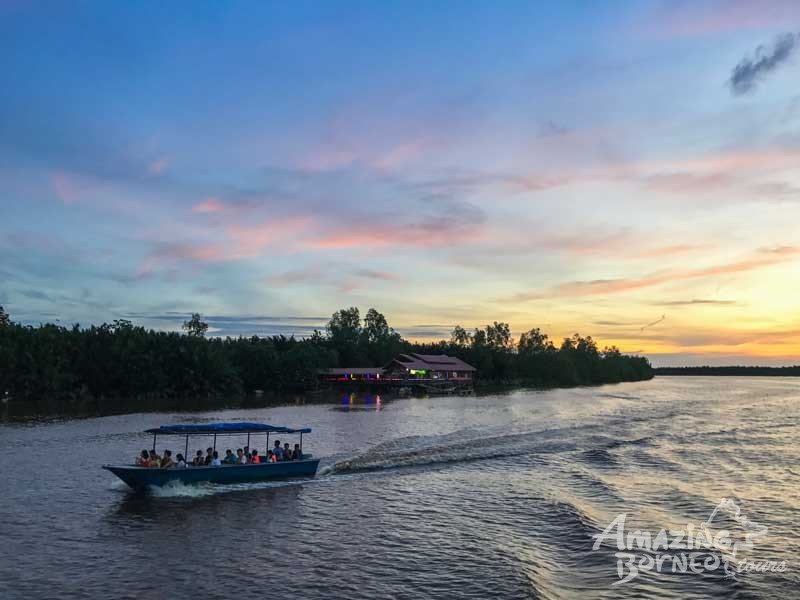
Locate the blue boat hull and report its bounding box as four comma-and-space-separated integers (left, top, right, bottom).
103, 459, 320, 490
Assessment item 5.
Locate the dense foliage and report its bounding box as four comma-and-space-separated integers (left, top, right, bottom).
0, 305, 652, 414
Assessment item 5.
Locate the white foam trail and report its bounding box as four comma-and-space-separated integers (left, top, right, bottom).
316, 464, 335, 477
109, 479, 132, 491
144, 476, 324, 498
330, 429, 573, 474
148, 480, 214, 498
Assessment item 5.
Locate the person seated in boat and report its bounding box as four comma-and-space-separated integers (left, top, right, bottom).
210, 451, 221, 466
223, 449, 236, 464
273, 439, 284, 461
193, 450, 205, 466
136, 450, 151, 467
236, 448, 247, 464
175, 453, 187, 468
150, 450, 162, 468
203, 447, 214, 466
250, 449, 260, 464
293, 443, 302, 460
160, 449, 175, 468
266, 450, 277, 463
283, 442, 292, 460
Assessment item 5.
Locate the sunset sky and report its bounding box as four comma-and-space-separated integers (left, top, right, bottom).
2, 1, 800, 366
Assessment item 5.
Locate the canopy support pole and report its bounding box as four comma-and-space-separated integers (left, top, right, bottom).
300, 432, 303, 455
266, 432, 269, 452
213, 434, 217, 452
184, 435, 189, 460
152, 433, 157, 453
246, 433, 250, 450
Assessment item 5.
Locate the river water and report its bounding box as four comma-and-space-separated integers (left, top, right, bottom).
0, 377, 797, 599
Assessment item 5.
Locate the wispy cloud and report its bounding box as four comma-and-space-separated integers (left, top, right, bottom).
353, 269, 401, 282
644, 0, 800, 38
654, 299, 737, 306
192, 197, 227, 213
265, 265, 401, 291
136, 216, 312, 277
637, 244, 711, 258
730, 33, 799, 95
303, 199, 486, 251
49, 171, 85, 205
147, 158, 169, 175
265, 266, 323, 286
511, 247, 799, 301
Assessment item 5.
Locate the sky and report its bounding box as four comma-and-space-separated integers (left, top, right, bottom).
1, 0, 800, 367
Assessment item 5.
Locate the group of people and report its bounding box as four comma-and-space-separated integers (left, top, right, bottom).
135, 440, 303, 468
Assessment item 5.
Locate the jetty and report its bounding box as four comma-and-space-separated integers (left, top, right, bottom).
318, 353, 476, 394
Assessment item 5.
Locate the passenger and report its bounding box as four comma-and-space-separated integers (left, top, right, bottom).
136, 450, 151, 467
236, 448, 247, 464
203, 447, 214, 466
161, 450, 175, 468
267, 450, 277, 463
175, 453, 187, 468
273, 440, 284, 461
193, 450, 205, 466
210, 451, 221, 466
223, 449, 236, 464
283, 443, 291, 460
293, 443, 302, 460
150, 450, 162, 468
251, 449, 260, 464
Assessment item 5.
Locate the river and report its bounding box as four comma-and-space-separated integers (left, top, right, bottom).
0, 377, 797, 599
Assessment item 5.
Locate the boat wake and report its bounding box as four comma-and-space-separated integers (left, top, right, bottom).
325, 428, 583, 476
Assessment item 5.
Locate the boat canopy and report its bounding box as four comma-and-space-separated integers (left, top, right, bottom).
145, 422, 312, 435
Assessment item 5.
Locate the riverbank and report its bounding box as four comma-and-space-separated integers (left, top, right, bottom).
0, 308, 654, 419
0, 375, 656, 421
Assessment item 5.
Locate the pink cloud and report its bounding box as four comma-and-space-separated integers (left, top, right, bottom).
304, 219, 483, 251
147, 158, 169, 175
226, 216, 312, 258
298, 136, 435, 173
50, 171, 83, 205
513, 247, 799, 300
136, 216, 313, 277
571, 146, 800, 200
135, 242, 226, 278
642, 0, 800, 38
637, 243, 712, 258
192, 197, 227, 213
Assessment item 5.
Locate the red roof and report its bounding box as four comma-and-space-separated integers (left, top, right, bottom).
386, 353, 476, 372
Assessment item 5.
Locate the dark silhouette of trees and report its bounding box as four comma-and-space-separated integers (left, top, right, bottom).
0, 306, 10, 328
450, 325, 472, 347
0, 306, 654, 416
182, 313, 208, 337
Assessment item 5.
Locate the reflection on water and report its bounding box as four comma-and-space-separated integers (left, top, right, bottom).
1, 377, 799, 599
335, 391, 384, 411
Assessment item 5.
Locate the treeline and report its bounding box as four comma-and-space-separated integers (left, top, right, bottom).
656, 366, 800, 376
0, 305, 652, 415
